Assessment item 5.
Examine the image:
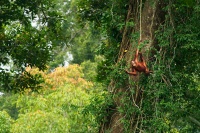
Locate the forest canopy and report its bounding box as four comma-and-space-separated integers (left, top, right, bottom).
0, 0, 200, 133
0, 0, 64, 92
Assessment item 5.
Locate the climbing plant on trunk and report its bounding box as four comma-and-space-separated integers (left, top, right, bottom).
75, 0, 200, 132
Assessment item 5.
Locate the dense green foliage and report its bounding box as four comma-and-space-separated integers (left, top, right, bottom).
0, 0, 64, 92
69, 24, 101, 64
0, 111, 13, 133
0, 0, 200, 132
73, 0, 128, 82
141, 2, 200, 132
0, 64, 106, 132
74, 0, 200, 132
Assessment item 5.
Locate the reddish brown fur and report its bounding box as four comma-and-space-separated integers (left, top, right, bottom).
126, 41, 152, 76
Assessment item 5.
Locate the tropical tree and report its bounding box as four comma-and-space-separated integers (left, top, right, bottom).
10, 65, 102, 132
0, 0, 64, 92
46, 0, 102, 67
74, 0, 200, 132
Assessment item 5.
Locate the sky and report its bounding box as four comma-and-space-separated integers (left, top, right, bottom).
0, 92, 4, 96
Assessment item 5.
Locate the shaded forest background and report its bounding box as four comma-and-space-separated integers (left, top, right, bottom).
0, 0, 200, 132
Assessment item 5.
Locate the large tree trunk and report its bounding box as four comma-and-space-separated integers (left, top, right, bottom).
100, 0, 166, 132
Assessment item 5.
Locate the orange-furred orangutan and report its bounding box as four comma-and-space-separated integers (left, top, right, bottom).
126, 41, 152, 76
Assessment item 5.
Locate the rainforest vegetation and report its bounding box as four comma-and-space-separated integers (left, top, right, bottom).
0, 0, 200, 132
